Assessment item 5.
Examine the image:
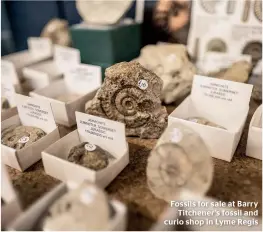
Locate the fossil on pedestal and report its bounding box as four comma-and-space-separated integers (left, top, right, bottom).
136, 44, 196, 104
85, 61, 168, 139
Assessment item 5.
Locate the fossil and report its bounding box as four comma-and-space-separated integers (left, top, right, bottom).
226, 0, 236, 14
137, 44, 196, 104
147, 123, 213, 202
199, 0, 221, 14
1, 126, 46, 150
187, 117, 226, 129
242, 0, 251, 22
254, 0, 262, 22
252, 84, 262, 102
242, 41, 262, 66
42, 182, 111, 231
55, 93, 81, 103
67, 142, 113, 171
1, 97, 10, 110
85, 61, 168, 139
206, 38, 227, 53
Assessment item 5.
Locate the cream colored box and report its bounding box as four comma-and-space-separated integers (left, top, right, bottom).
1, 94, 60, 171
1, 164, 22, 229
42, 112, 129, 188
8, 182, 127, 231
22, 60, 63, 91
246, 105, 262, 160
169, 75, 253, 162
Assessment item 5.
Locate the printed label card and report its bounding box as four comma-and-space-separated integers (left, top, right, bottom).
28, 37, 53, 58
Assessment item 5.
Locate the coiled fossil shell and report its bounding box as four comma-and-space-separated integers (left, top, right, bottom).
85, 61, 168, 139
1, 125, 46, 150
147, 123, 213, 202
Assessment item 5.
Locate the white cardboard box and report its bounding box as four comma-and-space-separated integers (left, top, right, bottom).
42, 112, 129, 188
169, 75, 253, 162
29, 63, 101, 127
246, 104, 262, 160
1, 164, 22, 229
7, 182, 127, 231
1, 94, 60, 171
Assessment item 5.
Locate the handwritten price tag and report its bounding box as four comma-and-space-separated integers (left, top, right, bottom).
85, 143, 96, 152
138, 79, 148, 90
18, 136, 30, 144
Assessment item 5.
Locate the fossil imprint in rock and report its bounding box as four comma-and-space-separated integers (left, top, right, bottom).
85, 61, 168, 139
136, 44, 196, 104
147, 123, 213, 202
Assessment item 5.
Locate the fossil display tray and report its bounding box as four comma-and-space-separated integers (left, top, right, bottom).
5, 101, 262, 230
246, 105, 262, 160
42, 129, 129, 188
8, 182, 127, 231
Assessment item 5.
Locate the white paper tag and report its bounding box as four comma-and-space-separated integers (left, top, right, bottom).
170, 128, 183, 143
54, 45, 80, 73
138, 79, 148, 90
15, 94, 56, 133
28, 37, 53, 58
76, 112, 126, 155
65, 64, 102, 94
1, 81, 16, 107
85, 143, 96, 152
1, 60, 19, 84
18, 136, 30, 144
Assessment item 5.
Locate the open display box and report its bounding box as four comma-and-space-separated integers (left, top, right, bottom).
169, 75, 253, 162
42, 112, 129, 188
246, 105, 262, 160
1, 94, 60, 171
8, 182, 127, 231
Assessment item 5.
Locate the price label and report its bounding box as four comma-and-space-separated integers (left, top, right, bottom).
138, 79, 148, 90
28, 37, 52, 58
18, 136, 30, 144
85, 143, 96, 152
79, 187, 97, 205
170, 128, 183, 143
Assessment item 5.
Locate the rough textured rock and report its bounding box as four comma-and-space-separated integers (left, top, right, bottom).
55, 94, 81, 103
147, 123, 213, 202
67, 142, 112, 171
85, 61, 168, 139
42, 182, 111, 231
209, 60, 252, 83
1, 126, 46, 150
137, 44, 196, 104
187, 117, 226, 129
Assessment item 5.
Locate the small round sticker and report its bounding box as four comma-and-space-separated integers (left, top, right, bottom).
170, 128, 183, 143
79, 187, 97, 205
138, 79, 148, 90
85, 143, 96, 152
18, 136, 29, 144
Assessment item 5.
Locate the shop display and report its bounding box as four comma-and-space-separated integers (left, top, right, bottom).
67, 142, 114, 171
41, 18, 71, 47
1, 125, 46, 150
187, 117, 226, 129
137, 44, 196, 104
147, 123, 213, 202
85, 61, 168, 139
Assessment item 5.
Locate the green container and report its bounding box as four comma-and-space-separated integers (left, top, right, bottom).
70, 22, 142, 65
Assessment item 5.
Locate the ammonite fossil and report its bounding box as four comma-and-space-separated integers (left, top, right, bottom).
242, 41, 262, 66
41, 18, 71, 47
226, 0, 236, 14
55, 94, 81, 103
199, 0, 221, 14
187, 117, 226, 129
1, 97, 10, 110
42, 182, 111, 231
67, 142, 113, 171
85, 61, 168, 139
242, 0, 251, 22
206, 38, 227, 53
1, 126, 46, 150
147, 123, 213, 202
254, 0, 262, 22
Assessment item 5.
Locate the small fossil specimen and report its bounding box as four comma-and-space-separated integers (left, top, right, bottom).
187, 117, 226, 129
137, 44, 196, 104
200, 0, 220, 14
254, 0, 262, 22
147, 123, 213, 202
42, 182, 111, 230
55, 93, 81, 103
1, 126, 46, 150
242, 41, 262, 66
1, 97, 10, 110
242, 0, 251, 22
252, 85, 262, 102
206, 38, 227, 53
67, 142, 113, 171
85, 61, 168, 139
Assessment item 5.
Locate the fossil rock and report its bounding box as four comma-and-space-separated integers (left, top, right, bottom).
1, 97, 10, 110
1, 126, 46, 150
136, 44, 196, 104
85, 61, 168, 139
42, 182, 111, 231
147, 123, 213, 202
187, 117, 226, 129
67, 142, 112, 171
209, 60, 252, 83
252, 85, 262, 102
55, 94, 81, 103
